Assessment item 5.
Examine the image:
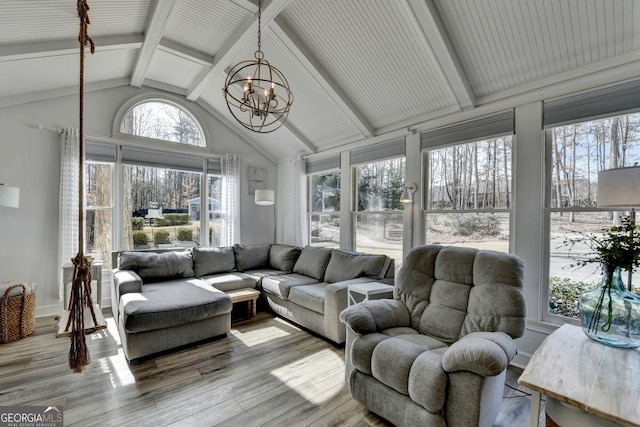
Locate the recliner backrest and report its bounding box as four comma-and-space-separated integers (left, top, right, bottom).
395, 245, 526, 344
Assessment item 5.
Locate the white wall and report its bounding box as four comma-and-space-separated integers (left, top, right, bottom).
0, 85, 276, 315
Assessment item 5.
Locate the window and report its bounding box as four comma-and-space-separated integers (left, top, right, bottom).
308, 169, 340, 247
85, 161, 113, 268
120, 100, 205, 147
425, 136, 512, 252
122, 164, 202, 249
546, 113, 640, 321
354, 157, 405, 267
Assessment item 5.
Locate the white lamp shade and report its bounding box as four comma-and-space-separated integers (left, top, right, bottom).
0, 185, 19, 208
255, 189, 275, 206
598, 166, 640, 207
400, 188, 412, 203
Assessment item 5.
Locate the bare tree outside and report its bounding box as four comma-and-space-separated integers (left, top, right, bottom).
355, 157, 405, 271
90, 100, 216, 254
309, 170, 340, 247
426, 136, 512, 252
548, 112, 640, 319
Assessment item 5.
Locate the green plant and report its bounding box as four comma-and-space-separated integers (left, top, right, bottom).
449, 215, 500, 236
133, 230, 148, 245
563, 215, 640, 274
562, 215, 640, 335
158, 213, 189, 226
176, 228, 193, 241
132, 217, 144, 231
548, 276, 596, 318
153, 230, 171, 245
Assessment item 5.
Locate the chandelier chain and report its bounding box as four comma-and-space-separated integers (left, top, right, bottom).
256, 0, 262, 57
223, 0, 292, 133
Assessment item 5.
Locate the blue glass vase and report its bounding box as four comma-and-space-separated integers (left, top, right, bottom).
579, 265, 640, 348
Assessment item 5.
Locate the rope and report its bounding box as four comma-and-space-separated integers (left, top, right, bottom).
68, 0, 96, 373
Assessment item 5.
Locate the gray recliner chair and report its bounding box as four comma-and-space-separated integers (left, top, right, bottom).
340, 245, 526, 427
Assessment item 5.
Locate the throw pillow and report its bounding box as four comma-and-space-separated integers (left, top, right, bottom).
192, 246, 236, 277
118, 250, 194, 282
323, 249, 389, 283
269, 244, 301, 273
234, 244, 271, 271
292, 246, 333, 281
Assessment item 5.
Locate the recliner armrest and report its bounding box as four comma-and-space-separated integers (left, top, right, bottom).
339, 299, 410, 334
442, 331, 516, 377
112, 269, 143, 296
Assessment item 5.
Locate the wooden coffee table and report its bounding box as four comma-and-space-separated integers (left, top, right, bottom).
226, 288, 260, 318
518, 324, 640, 427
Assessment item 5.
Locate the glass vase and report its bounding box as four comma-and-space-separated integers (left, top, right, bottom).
579, 265, 640, 348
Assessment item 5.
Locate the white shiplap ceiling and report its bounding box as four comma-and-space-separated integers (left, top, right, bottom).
0, 0, 639, 160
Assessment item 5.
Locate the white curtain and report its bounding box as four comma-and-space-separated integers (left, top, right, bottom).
221, 154, 241, 246
294, 155, 308, 246
58, 128, 80, 303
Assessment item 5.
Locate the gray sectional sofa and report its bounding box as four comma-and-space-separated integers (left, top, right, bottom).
110, 244, 394, 361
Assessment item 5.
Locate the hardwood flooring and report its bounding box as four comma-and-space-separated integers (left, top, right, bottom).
0, 311, 542, 426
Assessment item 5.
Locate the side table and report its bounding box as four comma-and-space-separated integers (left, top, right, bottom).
226, 288, 260, 320
62, 260, 103, 308
347, 282, 394, 306
518, 324, 640, 427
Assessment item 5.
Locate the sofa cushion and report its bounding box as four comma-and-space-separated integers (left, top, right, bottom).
292, 246, 332, 280
201, 272, 257, 292
192, 246, 235, 277
120, 279, 232, 333
288, 283, 327, 314
269, 244, 301, 273
323, 249, 389, 283
234, 244, 271, 271
261, 273, 318, 300
118, 250, 194, 282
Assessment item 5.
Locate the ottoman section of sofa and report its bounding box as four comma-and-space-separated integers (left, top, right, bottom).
200, 272, 258, 292
120, 279, 232, 334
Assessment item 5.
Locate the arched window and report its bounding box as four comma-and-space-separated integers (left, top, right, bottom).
120, 100, 205, 147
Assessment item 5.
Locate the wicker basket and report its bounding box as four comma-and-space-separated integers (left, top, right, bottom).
0, 282, 36, 343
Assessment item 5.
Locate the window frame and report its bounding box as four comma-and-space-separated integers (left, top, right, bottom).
422, 135, 514, 253
307, 168, 341, 247
112, 93, 210, 151
541, 113, 640, 325
352, 155, 406, 269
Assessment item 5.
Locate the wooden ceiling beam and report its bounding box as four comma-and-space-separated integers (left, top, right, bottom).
406, 0, 475, 110
0, 35, 143, 63
130, 0, 178, 87
186, 0, 293, 102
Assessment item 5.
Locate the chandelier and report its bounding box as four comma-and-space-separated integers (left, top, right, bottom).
223, 0, 293, 133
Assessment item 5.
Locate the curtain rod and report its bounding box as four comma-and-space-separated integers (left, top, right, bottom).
36, 124, 64, 134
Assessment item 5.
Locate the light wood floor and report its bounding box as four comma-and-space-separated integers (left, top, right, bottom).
0, 310, 542, 426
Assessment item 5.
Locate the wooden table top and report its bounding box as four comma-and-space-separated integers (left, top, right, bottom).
518, 324, 640, 427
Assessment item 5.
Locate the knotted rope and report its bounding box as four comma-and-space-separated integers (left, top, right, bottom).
67, 0, 96, 373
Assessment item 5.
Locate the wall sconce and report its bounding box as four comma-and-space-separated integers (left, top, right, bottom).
400, 183, 417, 204
0, 184, 20, 208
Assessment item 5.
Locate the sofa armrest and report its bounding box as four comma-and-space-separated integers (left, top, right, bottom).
442, 331, 516, 377
113, 269, 143, 296
339, 299, 410, 335
323, 281, 352, 343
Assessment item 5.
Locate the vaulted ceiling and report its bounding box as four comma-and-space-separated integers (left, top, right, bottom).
1, 0, 639, 161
